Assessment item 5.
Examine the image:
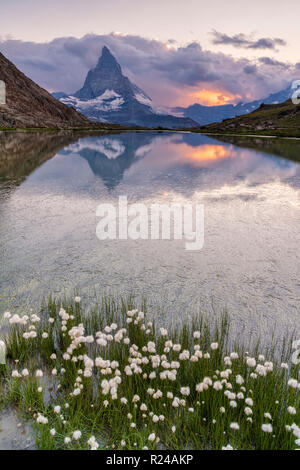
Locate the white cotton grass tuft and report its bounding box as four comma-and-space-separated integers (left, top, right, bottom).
262, 424, 273, 433
72, 430, 82, 440
230, 422, 239, 430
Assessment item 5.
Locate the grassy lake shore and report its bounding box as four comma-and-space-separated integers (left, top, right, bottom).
0, 296, 299, 450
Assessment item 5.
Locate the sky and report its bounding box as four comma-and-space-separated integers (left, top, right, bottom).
1, 0, 300, 106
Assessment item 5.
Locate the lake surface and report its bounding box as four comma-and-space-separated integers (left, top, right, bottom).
0, 131, 299, 340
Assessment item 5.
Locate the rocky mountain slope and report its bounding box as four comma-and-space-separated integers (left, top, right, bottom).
57, 46, 197, 129
0, 52, 108, 129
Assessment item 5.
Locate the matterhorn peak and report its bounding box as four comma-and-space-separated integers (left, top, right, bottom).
61, 47, 197, 128
96, 46, 122, 73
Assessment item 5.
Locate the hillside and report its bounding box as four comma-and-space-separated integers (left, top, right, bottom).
199, 100, 300, 137
0, 52, 113, 129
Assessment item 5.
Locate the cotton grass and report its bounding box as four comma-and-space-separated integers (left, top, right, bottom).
0, 295, 299, 450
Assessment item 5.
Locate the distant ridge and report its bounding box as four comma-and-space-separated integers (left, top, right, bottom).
172, 85, 294, 125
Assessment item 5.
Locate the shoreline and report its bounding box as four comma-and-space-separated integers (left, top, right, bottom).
1, 127, 300, 140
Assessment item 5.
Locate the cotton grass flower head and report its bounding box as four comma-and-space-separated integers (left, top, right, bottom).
213, 381, 223, 390
36, 414, 48, 424
262, 424, 273, 433
87, 436, 99, 450
230, 422, 239, 430
222, 444, 234, 450
236, 375, 244, 385
160, 328, 168, 336
180, 386, 190, 396
288, 378, 298, 388
72, 430, 82, 440
246, 357, 256, 367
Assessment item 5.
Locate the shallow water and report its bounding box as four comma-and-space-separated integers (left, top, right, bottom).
0, 130, 299, 340
0, 409, 35, 450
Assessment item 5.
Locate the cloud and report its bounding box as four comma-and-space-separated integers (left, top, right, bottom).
0, 33, 297, 107
211, 30, 287, 50
258, 57, 286, 67
243, 65, 257, 75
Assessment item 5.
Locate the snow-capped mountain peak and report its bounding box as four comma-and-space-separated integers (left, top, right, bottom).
58, 46, 197, 128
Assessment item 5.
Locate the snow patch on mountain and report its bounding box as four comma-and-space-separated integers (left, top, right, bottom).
134, 92, 152, 107
61, 90, 124, 113
134, 93, 171, 115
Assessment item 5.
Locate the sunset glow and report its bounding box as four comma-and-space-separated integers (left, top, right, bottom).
189, 89, 241, 106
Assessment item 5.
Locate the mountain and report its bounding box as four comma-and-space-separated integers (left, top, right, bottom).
199, 99, 300, 137
0, 51, 99, 129
58, 46, 197, 129
173, 85, 294, 125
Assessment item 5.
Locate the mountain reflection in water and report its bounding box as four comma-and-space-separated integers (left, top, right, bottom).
0, 130, 300, 342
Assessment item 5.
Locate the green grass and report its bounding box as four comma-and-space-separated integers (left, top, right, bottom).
0, 295, 299, 450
